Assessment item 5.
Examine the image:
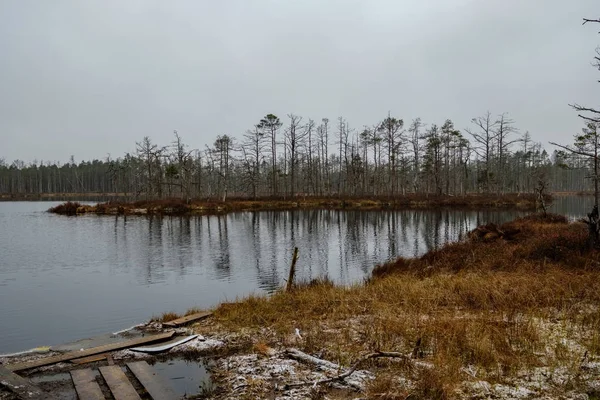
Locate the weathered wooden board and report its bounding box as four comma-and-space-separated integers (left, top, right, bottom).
70, 369, 105, 400
0, 364, 45, 399
70, 354, 108, 365
130, 335, 198, 353
162, 311, 212, 327
6, 332, 174, 372
99, 366, 141, 400
127, 361, 177, 400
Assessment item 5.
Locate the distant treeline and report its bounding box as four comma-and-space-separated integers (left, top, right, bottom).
0, 112, 594, 200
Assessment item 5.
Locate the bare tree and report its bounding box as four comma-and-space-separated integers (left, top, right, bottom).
495, 113, 520, 194
284, 114, 308, 197
336, 117, 350, 195
408, 118, 423, 193
379, 114, 404, 195
466, 112, 498, 193
242, 126, 266, 199
304, 119, 316, 194
316, 118, 331, 195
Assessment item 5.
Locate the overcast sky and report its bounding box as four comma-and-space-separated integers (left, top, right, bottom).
0, 0, 598, 163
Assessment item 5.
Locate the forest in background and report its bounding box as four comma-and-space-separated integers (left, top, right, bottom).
0, 111, 596, 201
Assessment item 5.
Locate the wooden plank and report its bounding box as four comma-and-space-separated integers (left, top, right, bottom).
70, 369, 105, 400
127, 361, 177, 400
162, 311, 212, 327
6, 332, 174, 372
71, 354, 108, 365
0, 364, 45, 399
130, 335, 198, 353
99, 366, 141, 400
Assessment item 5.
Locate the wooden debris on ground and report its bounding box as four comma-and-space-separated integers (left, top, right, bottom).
6, 332, 175, 372
283, 348, 409, 391
0, 364, 45, 399
162, 311, 212, 327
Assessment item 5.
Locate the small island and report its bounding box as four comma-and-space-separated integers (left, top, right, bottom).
48, 193, 546, 216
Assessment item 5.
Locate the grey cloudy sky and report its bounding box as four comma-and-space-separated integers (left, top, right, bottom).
0, 0, 598, 163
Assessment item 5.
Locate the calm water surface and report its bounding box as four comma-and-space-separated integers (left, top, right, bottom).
0, 197, 590, 353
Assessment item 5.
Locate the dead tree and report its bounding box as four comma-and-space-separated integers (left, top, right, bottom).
466, 112, 499, 193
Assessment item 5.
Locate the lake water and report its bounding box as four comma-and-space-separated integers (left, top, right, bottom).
0, 197, 592, 354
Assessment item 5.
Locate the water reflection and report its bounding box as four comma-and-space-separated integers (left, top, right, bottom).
102, 209, 529, 293
550, 195, 595, 219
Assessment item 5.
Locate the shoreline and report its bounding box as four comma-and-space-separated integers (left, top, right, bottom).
45, 193, 546, 216
4, 213, 600, 399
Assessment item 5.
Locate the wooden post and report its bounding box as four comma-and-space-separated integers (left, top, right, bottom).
286, 247, 299, 291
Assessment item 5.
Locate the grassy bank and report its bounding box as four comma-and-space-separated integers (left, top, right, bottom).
184, 214, 600, 399
47, 193, 544, 215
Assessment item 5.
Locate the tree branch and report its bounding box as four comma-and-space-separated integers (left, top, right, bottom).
583, 18, 600, 25
282, 348, 409, 391
549, 141, 596, 158
578, 114, 600, 124
570, 104, 600, 114
583, 18, 600, 33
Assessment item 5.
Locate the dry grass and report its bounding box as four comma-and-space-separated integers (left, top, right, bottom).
152, 311, 180, 323
210, 213, 600, 398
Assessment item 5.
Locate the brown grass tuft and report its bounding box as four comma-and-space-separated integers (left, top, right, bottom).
153, 311, 180, 323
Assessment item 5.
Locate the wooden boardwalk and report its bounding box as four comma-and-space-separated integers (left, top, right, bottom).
1, 361, 176, 400
71, 361, 176, 400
